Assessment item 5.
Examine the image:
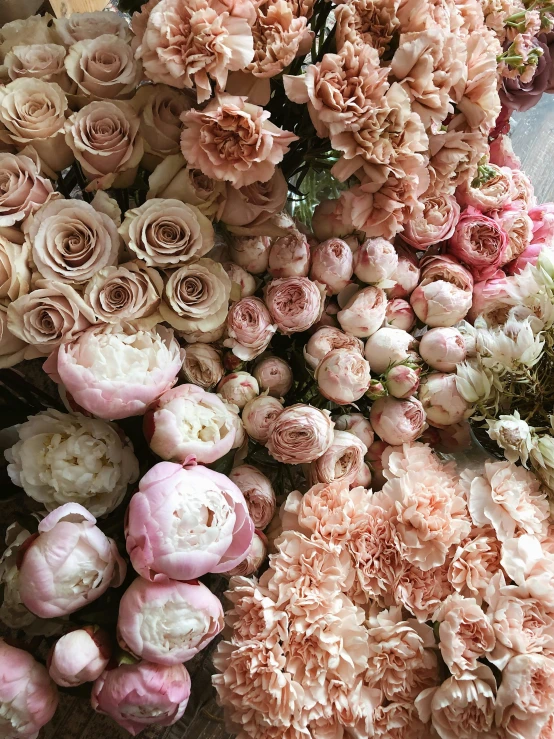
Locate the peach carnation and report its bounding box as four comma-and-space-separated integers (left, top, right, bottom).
447, 525, 502, 604
395, 560, 454, 622
224, 576, 288, 648
298, 481, 372, 546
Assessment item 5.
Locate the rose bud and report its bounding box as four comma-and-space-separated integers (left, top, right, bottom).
315, 348, 371, 405
419, 327, 467, 372
506, 243, 543, 275
144, 384, 237, 464
449, 210, 508, 281
353, 237, 398, 284
366, 439, 390, 489
264, 276, 324, 334
410, 253, 473, 328
229, 465, 276, 529
385, 248, 420, 299
402, 194, 460, 250
222, 531, 267, 577
19, 503, 126, 618
224, 297, 277, 361
268, 231, 310, 278
267, 403, 334, 464
311, 198, 354, 242
181, 343, 224, 389
366, 378, 387, 399
217, 371, 259, 410
386, 365, 420, 398
241, 395, 283, 445
364, 327, 418, 375
253, 356, 293, 398
222, 262, 257, 298
126, 460, 254, 581
49, 628, 111, 688
419, 372, 470, 428
307, 430, 367, 487
385, 298, 416, 331
91, 661, 191, 736
118, 578, 223, 665
369, 396, 426, 445
334, 413, 374, 448
337, 286, 387, 338
310, 238, 354, 295
0, 641, 58, 737
304, 326, 364, 370
229, 235, 271, 274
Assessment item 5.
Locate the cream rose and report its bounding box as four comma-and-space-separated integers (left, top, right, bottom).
224, 297, 276, 361
0, 304, 27, 368
180, 343, 224, 389
4, 44, 70, 91
0, 234, 30, 304
0, 151, 58, 228
133, 86, 192, 170
54, 12, 132, 45
120, 198, 214, 268
266, 403, 334, 464
264, 276, 324, 335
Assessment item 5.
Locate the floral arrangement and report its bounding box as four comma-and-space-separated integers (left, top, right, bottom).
0, 0, 552, 738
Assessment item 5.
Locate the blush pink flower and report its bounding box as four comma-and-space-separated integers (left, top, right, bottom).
334, 413, 375, 448
0, 151, 58, 227
219, 169, 287, 228
370, 396, 427, 446
496, 654, 554, 739
410, 253, 473, 327
419, 327, 467, 373
395, 560, 454, 621
310, 238, 354, 296
241, 395, 283, 445
264, 276, 324, 335
385, 298, 416, 331
353, 237, 398, 283
299, 480, 372, 546
373, 702, 430, 739
266, 404, 334, 464
449, 209, 509, 281
337, 285, 388, 338
419, 372, 471, 428
224, 297, 277, 361
315, 348, 371, 405
268, 231, 310, 279
494, 206, 534, 264
306, 431, 368, 488
500, 535, 554, 611
224, 576, 288, 647
402, 193, 460, 250
457, 164, 514, 212
447, 525, 502, 604
529, 203, 554, 246
304, 327, 364, 370
253, 356, 293, 397
364, 326, 416, 374
229, 465, 276, 530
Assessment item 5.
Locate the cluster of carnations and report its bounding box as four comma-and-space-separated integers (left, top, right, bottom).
214, 442, 554, 739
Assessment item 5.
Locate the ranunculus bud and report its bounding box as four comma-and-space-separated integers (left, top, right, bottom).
242, 394, 283, 444
304, 326, 364, 370
92, 661, 191, 736
118, 578, 223, 665
223, 262, 256, 298
253, 356, 293, 398
334, 413, 374, 448
310, 238, 354, 295
228, 466, 276, 529
19, 503, 126, 618
369, 396, 426, 445
264, 276, 324, 334
364, 327, 418, 375
385, 249, 420, 299
315, 348, 371, 404
126, 461, 254, 581
449, 210, 508, 281
419, 372, 471, 428
353, 237, 398, 283
402, 194, 460, 250
222, 531, 267, 577
307, 430, 367, 487
266, 404, 334, 464
217, 371, 259, 410
268, 231, 310, 278
337, 286, 387, 338
144, 384, 237, 464
49, 628, 111, 688
0, 641, 58, 737
419, 327, 467, 372
229, 235, 271, 274
385, 298, 416, 331
181, 343, 224, 389
386, 365, 420, 398
224, 297, 276, 361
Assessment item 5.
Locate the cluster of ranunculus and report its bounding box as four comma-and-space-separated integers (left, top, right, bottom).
215, 441, 554, 739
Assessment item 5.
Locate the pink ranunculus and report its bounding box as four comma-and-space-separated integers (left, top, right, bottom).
402, 193, 460, 250
419, 327, 467, 372
448, 209, 509, 281
506, 243, 543, 275
217, 371, 259, 410
385, 298, 416, 331
241, 395, 283, 444
386, 365, 420, 399
304, 326, 363, 370
125, 460, 254, 581
224, 297, 277, 361
44, 323, 184, 421
410, 253, 473, 327
253, 356, 293, 397
18, 503, 126, 618
364, 326, 417, 375
49, 628, 111, 688
496, 654, 554, 739
144, 384, 237, 464
264, 276, 324, 335
91, 661, 191, 736
0, 640, 58, 738
268, 231, 310, 279
266, 403, 334, 464
334, 413, 374, 449
307, 430, 368, 487
315, 348, 371, 404
528, 203, 554, 246
370, 396, 426, 446
419, 372, 471, 428
309, 237, 354, 295
229, 465, 276, 529
118, 578, 223, 665
337, 286, 388, 338
353, 237, 398, 284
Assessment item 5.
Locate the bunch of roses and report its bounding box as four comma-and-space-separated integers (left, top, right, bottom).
215, 441, 554, 739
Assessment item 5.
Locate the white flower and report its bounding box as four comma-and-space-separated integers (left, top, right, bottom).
5, 409, 139, 517
530, 434, 554, 494
455, 358, 495, 404
477, 317, 544, 373
487, 411, 535, 467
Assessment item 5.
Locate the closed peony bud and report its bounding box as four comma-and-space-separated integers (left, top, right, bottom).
229, 465, 276, 529
267, 404, 334, 464
310, 238, 354, 295
241, 395, 283, 445
419, 372, 470, 428
181, 343, 224, 389
386, 365, 420, 398
315, 348, 371, 405
253, 356, 293, 398
334, 413, 374, 448
419, 327, 467, 372
49, 628, 111, 688
370, 396, 426, 445
385, 298, 416, 331
385, 249, 420, 299
222, 531, 267, 577
217, 371, 259, 410
364, 327, 418, 375
229, 235, 271, 274
307, 430, 367, 487
337, 286, 387, 338
222, 262, 257, 298
353, 237, 398, 284
268, 231, 310, 278
304, 326, 363, 370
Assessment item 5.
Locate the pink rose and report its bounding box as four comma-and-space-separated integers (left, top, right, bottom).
181, 95, 297, 188
91, 661, 191, 736
449, 209, 509, 281
309, 238, 354, 295
56, 11, 131, 44
315, 348, 371, 404
224, 297, 277, 361
420, 327, 467, 372
364, 327, 417, 375
496, 654, 554, 739
386, 365, 420, 399
133, 85, 192, 170
268, 231, 310, 279
307, 429, 367, 487
218, 169, 287, 229
125, 460, 254, 581
253, 356, 293, 397
402, 194, 460, 250
506, 243, 543, 275
385, 298, 416, 331
457, 164, 514, 212
353, 237, 398, 284
334, 413, 374, 448
266, 403, 334, 464
419, 372, 471, 428
0, 151, 57, 227
4, 43, 70, 90
217, 371, 259, 410
118, 578, 223, 664
49, 628, 111, 688
385, 247, 420, 299
529, 203, 554, 246
410, 253, 473, 327
229, 234, 271, 274
370, 396, 426, 445
223, 262, 256, 298
304, 326, 363, 370
0, 305, 27, 368
264, 276, 324, 334
0, 640, 58, 738
18, 503, 126, 618
180, 343, 224, 389
44, 324, 184, 421
241, 394, 283, 444
337, 286, 387, 338
229, 465, 276, 529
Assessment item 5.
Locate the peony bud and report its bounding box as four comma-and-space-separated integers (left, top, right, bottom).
334, 413, 374, 448
310, 238, 354, 295
364, 327, 418, 375
49, 628, 111, 688
222, 262, 257, 298
222, 531, 267, 576
229, 235, 271, 274
180, 343, 224, 389
304, 326, 363, 370
353, 237, 398, 283
386, 365, 420, 398
217, 371, 259, 410
419, 372, 470, 428
229, 465, 276, 529
253, 356, 293, 398
337, 286, 387, 338
241, 394, 283, 444
369, 396, 426, 445
419, 327, 467, 372
268, 231, 310, 278
385, 298, 416, 331
385, 250, 420, 299
266, 404, 334, 464
314, 348, 371, 405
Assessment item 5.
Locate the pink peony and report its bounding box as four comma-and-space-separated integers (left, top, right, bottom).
402, 193, 460, 250
309, 238, 354, 295
268, 231, 310, 279
253, 356, 293, 397
370, 396, 426, 446
506, 243, 543, 275
419, 372, 471, 428
385, 298, 416, 331
125, 460, 254, 581
385, 247, 420, 299
49, 628, 111, 688
337, 286, 388, 338
266, 404, 334, 464
224, 297, 277, 361
307, 430, 368, 488
449, 209, 509, 281
229, 465, 276, 529
419, 327, 467, 372
264, 276, 324, 335
364, 326, 417, 375
242, 395, 283, 445
315, 348, 371, 404
353, 237, 398, 284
